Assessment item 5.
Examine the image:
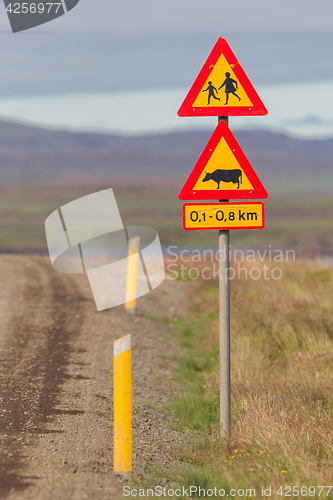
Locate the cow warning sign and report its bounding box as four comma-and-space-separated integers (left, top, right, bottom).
178, 120, 268, 200
178, 37, 267, 117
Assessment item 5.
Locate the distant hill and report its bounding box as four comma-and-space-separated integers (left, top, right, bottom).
0, 120, 332, 194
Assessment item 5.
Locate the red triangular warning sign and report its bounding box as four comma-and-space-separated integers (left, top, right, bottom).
178, 37, 267, 117
179, 121, 268, 200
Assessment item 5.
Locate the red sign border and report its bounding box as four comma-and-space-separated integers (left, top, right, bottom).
183, 202, 265, 231
178, 120, 268, 200
178, 37, 268, 117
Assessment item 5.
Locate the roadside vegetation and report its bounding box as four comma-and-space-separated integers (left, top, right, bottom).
1, 180, 333, 252
160, 260, 333, 498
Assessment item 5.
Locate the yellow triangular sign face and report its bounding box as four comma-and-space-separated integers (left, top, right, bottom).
193, 137, 253, 191
192, 53, 253, 108
178, 120, 268, 200
178, 37, 268, 117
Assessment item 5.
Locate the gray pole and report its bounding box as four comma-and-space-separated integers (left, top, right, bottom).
218, 116, 231, 438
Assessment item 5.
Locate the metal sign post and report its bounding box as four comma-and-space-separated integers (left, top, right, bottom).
219, 226, 230, 438
177, 37, 268, 439
218, 116, 231, 438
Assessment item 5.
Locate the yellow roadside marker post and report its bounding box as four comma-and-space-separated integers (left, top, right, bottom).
125, 236, 140, 313
113, 334, 132, 476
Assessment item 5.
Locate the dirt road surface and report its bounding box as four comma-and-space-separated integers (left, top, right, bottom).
0, 255, 190, 499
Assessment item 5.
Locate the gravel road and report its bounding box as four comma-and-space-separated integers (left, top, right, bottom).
0, 255, 190, 499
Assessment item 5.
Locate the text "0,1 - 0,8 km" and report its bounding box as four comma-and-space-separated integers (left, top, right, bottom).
183, 202, 265, 231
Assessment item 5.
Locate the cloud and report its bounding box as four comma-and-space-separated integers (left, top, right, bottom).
0, 0, 332, 96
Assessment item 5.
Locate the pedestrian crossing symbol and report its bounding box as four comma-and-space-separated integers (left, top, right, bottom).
178, 37, 268, 117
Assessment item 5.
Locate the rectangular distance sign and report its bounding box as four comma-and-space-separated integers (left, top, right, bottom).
183, 202, 265, 230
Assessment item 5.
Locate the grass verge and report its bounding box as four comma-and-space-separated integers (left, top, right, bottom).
161, 261, 333, 498
1, 180, 333, 252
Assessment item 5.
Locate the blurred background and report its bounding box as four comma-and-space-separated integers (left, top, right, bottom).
0, 0, 333, 255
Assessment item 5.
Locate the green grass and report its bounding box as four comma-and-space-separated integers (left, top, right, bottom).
155, 261, 333, 498
0, 180, 333, 252
165, 315, 220, 433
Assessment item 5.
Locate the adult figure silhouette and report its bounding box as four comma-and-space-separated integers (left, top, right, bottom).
219, 72, 241, 105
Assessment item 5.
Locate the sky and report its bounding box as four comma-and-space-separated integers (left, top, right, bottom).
0, 0, 333, 137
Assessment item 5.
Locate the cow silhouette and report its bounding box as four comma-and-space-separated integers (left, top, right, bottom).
202, 169, 242, 189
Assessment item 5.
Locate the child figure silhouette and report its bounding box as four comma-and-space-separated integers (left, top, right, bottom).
202, 81, 220, 105
219, 72, 241, 105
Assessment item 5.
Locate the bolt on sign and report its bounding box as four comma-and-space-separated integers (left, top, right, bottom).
178, 120, 268, 201
183, 202, 265, 230
178, 37, 268, 117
